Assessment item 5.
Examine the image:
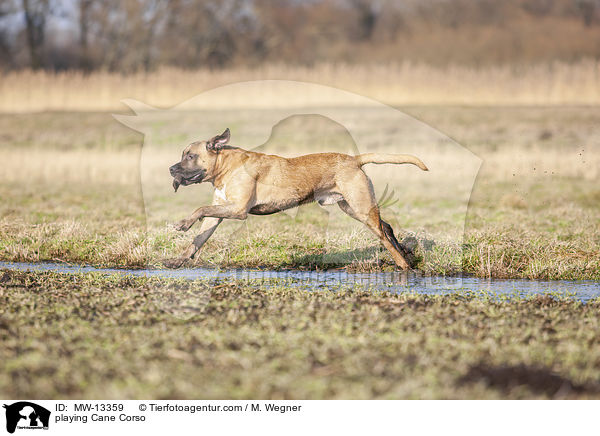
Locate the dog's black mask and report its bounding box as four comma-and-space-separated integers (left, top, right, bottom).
169, 162, 206, 192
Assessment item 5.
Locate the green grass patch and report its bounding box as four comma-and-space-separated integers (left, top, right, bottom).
1, 269, 599, 399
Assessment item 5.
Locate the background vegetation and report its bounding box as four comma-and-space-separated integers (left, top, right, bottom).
2, 61, 600, 112
1, 0, 600, 71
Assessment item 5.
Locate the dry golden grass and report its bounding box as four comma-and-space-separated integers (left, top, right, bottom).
1, 61, 600, 112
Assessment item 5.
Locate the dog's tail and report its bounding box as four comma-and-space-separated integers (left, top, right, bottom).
356, 153, 428, 171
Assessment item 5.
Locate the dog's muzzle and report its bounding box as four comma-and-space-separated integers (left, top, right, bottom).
169, 163, 205, 192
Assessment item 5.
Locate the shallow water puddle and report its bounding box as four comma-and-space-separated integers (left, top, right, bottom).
1, 261, 599, 302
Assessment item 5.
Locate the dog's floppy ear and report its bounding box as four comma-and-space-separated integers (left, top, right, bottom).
206, 128, 230, 152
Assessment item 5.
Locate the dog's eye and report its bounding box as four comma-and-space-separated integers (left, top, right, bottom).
186, 154, 195, 160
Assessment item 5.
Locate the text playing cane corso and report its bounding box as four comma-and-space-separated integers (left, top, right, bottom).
166, 128, 428, 269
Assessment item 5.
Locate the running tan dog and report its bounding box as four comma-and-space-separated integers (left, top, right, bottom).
166, 128, 428, 269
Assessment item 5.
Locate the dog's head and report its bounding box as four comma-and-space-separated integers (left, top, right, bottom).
169, 128, 231, 192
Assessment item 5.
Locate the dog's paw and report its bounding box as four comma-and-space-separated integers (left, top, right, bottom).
174, 218, 195, 232
163, 257, 188, 269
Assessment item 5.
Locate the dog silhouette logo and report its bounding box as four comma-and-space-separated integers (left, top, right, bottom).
3, 402, 50, 433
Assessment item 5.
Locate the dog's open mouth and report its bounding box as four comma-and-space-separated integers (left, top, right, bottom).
172, 171, 204, 192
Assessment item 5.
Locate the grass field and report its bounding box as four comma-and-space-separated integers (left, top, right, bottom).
1, 61, 599, 112
0, 106, 598, 279
1, 269, 599, 399
1, 69, 599, 401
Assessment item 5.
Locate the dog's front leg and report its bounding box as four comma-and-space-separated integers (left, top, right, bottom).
165, 217, 223, 268
192, 204, 249, 220
174, 206, 206, 232
165, 203, 249, 268
175, 204, 249, 232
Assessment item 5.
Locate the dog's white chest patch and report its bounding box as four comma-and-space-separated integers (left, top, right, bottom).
214, 185, 227, 201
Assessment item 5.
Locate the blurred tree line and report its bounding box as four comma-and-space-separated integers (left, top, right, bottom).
0, 0, 599, 71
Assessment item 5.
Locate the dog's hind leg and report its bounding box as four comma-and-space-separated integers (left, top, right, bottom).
338, 200, 410, 270
336, 171, 411, 270
380, 218, 416, 268
164, 217, 223, 268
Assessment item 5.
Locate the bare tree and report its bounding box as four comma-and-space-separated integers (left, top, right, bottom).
0, 0, 18, 68
351, 0, 379, 40
576, 0, 598, 26
22, 0, 49, 68
77, 0, 92, 69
